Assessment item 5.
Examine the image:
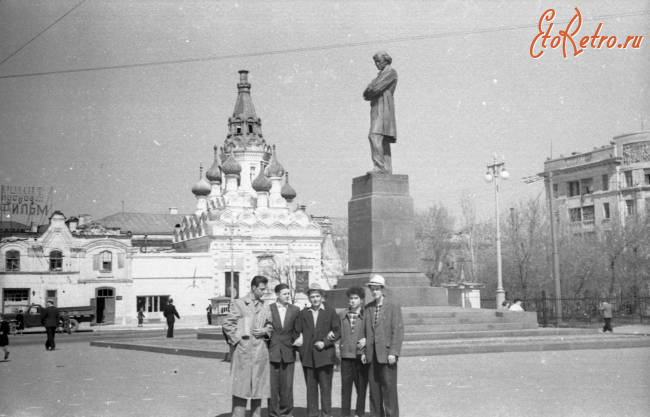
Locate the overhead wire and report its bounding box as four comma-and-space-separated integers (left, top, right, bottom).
0, 8, 647, 80
0, 0, 88, 68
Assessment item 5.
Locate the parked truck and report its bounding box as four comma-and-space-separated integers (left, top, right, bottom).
5, 303, 95, 333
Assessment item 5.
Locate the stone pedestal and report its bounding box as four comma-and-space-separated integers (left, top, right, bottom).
328, 173, 448, 307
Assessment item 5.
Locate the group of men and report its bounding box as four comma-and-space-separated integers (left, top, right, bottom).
222, 274, 404, 417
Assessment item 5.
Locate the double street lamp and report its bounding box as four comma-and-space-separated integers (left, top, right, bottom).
484, 155, 509, 308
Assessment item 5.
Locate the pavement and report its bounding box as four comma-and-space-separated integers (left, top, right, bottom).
0, 339, 648, 417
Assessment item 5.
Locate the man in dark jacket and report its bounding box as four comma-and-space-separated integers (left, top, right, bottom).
295, 283, 340, 417
268, 283, 300, 417
163, 298, 180, 338
361, 275, 404, 417
40, 299, 59, 351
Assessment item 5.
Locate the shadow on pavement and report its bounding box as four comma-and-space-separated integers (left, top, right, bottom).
214, 406, 341, 417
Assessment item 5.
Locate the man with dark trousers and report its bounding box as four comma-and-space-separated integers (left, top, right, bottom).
361, 274, 404, 417
295, 283, 341, 417
338, 286, 368, 417
268, 283, 300, 417
163, 298, 180, 338
40, 299, 59, 351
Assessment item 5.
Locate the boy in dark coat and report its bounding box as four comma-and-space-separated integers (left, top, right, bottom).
338, 287, 368, 417
295, 284, 341, 417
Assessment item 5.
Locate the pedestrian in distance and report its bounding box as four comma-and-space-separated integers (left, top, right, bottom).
222, 275, 274, 417
162, 298, 180, 338
336, 286, 368, 417
0, 313, 10, 361
508, 299, 525, 312
137, 307, 145, 327
295, 283, 341, 417
206, 303, 213, 325
362, 274, 403, 417
40, 299, 59, 351
267, 283, 300, 417
15, 310, 24, 335
599, 299, 614, 333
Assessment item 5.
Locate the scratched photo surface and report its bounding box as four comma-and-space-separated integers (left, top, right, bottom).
0, 1, 648, 417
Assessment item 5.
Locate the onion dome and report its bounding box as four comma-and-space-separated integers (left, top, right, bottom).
191, 166, 211, 196
252, 162, 271, 192
281, 171, 297, 201
221, 149, 242, 176
206, 145, 222, 183
266, 145, 285, 178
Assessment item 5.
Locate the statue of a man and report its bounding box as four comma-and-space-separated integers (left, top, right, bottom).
363, 51, 397, 174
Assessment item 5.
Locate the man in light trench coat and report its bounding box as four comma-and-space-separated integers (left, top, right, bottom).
222, 275, 274, 417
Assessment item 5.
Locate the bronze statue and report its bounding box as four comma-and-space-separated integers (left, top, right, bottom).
363, 51, 397, 174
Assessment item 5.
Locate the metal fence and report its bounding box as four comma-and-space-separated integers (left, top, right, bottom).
481, 294, 650, 326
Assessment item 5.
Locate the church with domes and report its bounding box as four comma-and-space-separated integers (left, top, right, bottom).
172, 70, 338, 304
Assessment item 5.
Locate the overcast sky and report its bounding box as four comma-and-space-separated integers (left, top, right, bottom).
1, 0, 648, 226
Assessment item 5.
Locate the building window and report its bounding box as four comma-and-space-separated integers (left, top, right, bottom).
225, 272, 240, 299
49, 250, 63, 271
582, 206, 595, 223
568, 181, 580, 197
580, 178, 593, 195
100, 251, 112, 272
602, 174, 609, 191
624, 171, 634, 187
2, 288, 29, 314
625, 200, 635, 216
569, 208, 582, 222
552, 184, 558, 198
644, 169, 650, 185
248, 123, 253, 134
603, 202, 610, 219
136, 295, 169, 313
236, 124, 242, 134
5, 250, 20, 271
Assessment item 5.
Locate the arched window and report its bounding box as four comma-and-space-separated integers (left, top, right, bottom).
49, 250, 63, 271
5, 250, 20, 271
100, 250, 112, 272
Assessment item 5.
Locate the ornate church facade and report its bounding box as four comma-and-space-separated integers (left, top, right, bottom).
0, 72, 342, 324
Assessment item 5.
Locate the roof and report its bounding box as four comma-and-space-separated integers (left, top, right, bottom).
0, 220, 29, 232
93, 212, 186, 235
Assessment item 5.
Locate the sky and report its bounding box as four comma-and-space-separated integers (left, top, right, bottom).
1, 0, 648, 227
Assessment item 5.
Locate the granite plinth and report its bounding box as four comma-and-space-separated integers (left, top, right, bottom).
347, 173, 419, 272
328, 172, 447, 308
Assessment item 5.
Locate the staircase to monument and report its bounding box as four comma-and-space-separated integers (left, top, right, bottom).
91, 305, 650, 357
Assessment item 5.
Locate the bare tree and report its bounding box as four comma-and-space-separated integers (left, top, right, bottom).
414, 204, 456, 286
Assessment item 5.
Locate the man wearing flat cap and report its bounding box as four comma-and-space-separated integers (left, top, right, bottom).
295, 283, 341, 417
361, 274, 404, 417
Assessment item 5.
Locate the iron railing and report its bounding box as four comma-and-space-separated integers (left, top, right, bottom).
481, 294, 650, 326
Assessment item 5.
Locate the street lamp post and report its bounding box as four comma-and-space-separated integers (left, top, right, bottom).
485, 155, 509, 308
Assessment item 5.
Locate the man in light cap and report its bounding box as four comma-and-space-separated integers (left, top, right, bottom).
295, 283, 340, 417
361, 274, 404, 417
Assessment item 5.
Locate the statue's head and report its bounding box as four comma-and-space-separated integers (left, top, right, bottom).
373, 51, 392, 67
